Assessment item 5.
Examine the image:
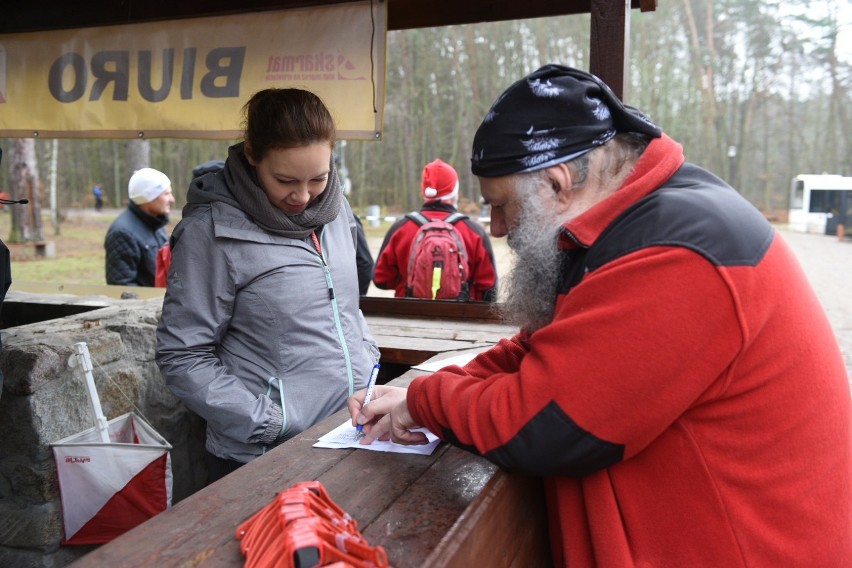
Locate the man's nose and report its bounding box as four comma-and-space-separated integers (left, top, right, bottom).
490, 214, 508, 238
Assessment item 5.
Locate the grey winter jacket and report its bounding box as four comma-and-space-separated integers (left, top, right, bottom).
155, 171, 380, 463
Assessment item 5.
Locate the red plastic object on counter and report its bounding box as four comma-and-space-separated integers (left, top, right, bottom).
236, 481, 388, 568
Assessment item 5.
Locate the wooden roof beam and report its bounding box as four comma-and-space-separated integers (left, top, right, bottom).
0, 0, 651, 34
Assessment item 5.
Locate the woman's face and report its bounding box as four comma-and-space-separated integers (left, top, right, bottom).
247, 142, 332, 214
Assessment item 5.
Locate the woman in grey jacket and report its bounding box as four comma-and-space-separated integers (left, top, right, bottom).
156, 89, 380, 483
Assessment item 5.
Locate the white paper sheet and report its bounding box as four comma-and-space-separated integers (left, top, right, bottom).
411, 351, 480, 373
313, 419, 441, 455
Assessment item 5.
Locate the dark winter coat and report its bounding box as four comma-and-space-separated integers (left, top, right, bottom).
104, 201, 168, 286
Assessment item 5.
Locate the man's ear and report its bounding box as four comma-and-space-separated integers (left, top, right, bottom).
544, 163, 574, 204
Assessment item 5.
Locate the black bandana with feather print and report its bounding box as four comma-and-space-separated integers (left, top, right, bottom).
471, 64, 661, 177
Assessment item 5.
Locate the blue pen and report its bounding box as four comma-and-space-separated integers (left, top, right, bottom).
355, 363, 381, 439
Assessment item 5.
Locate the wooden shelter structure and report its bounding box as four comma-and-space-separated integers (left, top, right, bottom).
2, 0, 657, 99
2, 1, 658, 566
0, 0, 661, 350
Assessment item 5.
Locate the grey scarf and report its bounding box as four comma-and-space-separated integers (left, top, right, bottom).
224, 142, 341, 239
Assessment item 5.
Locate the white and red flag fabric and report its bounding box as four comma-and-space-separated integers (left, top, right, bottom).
51, 342, 173, 545
51, 414, 173, 544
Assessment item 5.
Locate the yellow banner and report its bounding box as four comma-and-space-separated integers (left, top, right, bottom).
0, 2, 386, 140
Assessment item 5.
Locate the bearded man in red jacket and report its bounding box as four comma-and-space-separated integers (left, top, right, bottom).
349, 65, 852, 567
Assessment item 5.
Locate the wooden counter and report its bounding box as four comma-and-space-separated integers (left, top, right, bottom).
44, 297, 551, 566
70, 363, 552, 567
360, 297, 516, 367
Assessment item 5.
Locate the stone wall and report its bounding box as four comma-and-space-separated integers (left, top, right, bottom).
0, 296, 206, 568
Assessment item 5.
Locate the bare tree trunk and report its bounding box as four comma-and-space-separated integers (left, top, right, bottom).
7, 138, 43, 243
49, 138, 60, 236
126, 139, 150, 172
124, 139, 150, 207
681, 0, 720, 170
826, 26, 847, 174
396, 32, 419, 213
112, 141, 122, 208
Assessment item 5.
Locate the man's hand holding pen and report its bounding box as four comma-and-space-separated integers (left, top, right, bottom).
347, 385, 429, 445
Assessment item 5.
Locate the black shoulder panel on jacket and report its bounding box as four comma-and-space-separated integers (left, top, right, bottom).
591, 164, 774, 272
557, 164, 774, 295
441, 400, 625, 477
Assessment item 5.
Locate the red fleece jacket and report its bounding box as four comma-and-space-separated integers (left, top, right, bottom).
407, 135, 852, 566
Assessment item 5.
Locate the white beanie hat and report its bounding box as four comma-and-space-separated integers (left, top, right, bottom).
128, 168, 171, 204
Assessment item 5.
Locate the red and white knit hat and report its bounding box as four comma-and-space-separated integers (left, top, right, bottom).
421, 159, 459, 202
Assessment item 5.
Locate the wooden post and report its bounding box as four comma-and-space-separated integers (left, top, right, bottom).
590, 0, 630, 99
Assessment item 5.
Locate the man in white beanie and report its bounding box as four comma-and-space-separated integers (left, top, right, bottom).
105, 167, 175, 286
373, 158, 498, 301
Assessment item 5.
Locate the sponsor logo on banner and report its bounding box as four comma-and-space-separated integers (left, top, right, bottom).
264, 52, 366, 82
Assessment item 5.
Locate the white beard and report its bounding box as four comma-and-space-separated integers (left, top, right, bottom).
500, 177, 571, 333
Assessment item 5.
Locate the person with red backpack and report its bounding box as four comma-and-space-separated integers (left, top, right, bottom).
372, 159, 497, 301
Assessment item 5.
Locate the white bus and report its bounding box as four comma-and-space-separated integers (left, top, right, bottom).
788, 174, 852, 235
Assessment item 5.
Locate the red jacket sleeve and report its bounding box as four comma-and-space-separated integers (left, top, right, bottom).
407, 246, 743, 476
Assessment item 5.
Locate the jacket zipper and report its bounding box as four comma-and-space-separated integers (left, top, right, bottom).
310, 230, 355, 397
560, 226, 585, 248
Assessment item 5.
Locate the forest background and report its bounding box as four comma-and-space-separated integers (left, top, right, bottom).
0, 0, 849, 243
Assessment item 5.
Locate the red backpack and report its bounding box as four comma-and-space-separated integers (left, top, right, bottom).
404, 212, 470, 300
